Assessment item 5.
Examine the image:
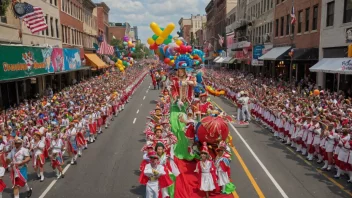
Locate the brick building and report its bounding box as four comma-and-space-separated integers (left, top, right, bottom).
59, 0, 84, 57
205, 0, 215, 59
95, 2, 110, 40
260, 0, 321, 82
178, 18, 192, 44
108, 22, 129, 42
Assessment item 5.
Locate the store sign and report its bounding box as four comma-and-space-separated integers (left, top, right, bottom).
232, 41, 251, 50
0, 45, 51, 81
252, 45, 265, 66
63, 48, 82, 71
342, 59, 352, 71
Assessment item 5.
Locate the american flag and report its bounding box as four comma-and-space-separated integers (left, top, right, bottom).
97, 36, 114, 55
22, 3, 48, 34
218, 34, 224, 47
291, 6, 296, 24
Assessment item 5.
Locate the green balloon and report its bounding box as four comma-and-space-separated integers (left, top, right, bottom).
163, 38, 172, 44
168, 35, 172, 39
152, 34, 158, 40
123, 61, 128, 66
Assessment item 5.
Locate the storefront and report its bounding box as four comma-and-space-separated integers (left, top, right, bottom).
231, 41, 252, 72
309, 58, 352, 95
259, 46, 291, 79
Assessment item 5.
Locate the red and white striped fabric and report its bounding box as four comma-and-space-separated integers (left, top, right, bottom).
22, 4, 48, 34
97, 41, 114, 55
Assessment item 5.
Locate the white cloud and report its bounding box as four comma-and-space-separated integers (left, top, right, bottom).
94, 0, 207, 44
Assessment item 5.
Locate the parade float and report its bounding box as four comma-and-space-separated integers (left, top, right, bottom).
139, 22, 236, 198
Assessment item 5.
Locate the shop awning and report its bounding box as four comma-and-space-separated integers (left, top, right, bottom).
213, 57, 221, 62
228, 58, 236, 64
309, 58, 352, 74
84, 54, 107, 69
258, 46, 291, 60
222, 57, 232, 63
215, 57, 225, 63
292, 48, 319, 60
205, 57, 214, 60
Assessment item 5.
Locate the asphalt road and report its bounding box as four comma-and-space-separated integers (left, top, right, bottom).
3, 76, 352, 198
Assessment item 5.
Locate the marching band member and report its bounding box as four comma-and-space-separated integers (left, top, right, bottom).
179, 108, 196, 154
322, 123, 336, 171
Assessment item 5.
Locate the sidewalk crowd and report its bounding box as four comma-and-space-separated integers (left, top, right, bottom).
204, 69, 352, 183
0, 64, 148, 198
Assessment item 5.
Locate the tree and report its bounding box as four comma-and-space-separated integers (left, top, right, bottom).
110, 38, 124, 50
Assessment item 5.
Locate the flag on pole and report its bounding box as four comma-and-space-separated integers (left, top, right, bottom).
22, 3, 48, 34
290, 6, 296, 24
97, 36, 114, 55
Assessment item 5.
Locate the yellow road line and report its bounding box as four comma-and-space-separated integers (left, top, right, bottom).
231, 146, 265, 198
232, 190, 240, 198
211, 99, 265, 198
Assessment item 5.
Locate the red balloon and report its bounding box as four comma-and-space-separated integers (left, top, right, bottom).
149, 43, 158, 50
196, 116, 229, 144
164, 58, 170, 64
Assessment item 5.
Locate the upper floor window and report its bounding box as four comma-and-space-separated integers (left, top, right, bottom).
298, 10, 302, 33
305, 8, 310, 32
326, 1, 334, 27
344, 0, 352, 23
313, 5, 318, 30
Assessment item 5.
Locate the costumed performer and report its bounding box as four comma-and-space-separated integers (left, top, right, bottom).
50, 133, 65, 179
140, 151, 166, 198
179, 108, 197, 154
198, 92, 213, 118
155, 142, 180, 198
7, 138, 32, 198
215, 141, 232, 194
30, 132, 46, 182
195, 142, 218, 198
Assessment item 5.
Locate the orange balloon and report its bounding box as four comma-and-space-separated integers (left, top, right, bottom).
313, 89, 320, 96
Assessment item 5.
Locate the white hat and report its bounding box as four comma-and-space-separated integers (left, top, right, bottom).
240, 91, 244, 95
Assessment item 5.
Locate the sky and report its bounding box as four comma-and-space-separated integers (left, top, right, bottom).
93, 0, 210, 44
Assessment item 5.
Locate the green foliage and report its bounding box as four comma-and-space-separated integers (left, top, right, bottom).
0, 0, 10, 16
110, 38, 124, 50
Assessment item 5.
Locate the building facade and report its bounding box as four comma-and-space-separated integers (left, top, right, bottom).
82, 0, 98, 52
59, 0, 84, 57
191, 14, 207, 45
205, 0, 215, 58
178, 18, 192, 44
226, 6, 237, 59
95, 2, 110, 40
108, 22, 132, 42
314, 0, 352, 93
0, 5, 21, 44
268, 0, 320, 81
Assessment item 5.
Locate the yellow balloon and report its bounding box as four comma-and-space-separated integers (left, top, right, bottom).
176, 40, 182, 46
156, 23, 175, 45
118, 59, 122, 64
150, 22, 163, 36
128, 41, 132, 45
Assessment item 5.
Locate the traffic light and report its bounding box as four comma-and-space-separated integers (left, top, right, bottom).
348, 44, 352, 57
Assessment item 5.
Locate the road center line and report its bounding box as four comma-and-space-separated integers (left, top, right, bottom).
146, 90, 148, 93
143, 96, 146, 100
136, 109, 139, 114
213, 100, 289, 198
140, 104, 142, 106
39, 164, 71, 198
133, 118, 137, 124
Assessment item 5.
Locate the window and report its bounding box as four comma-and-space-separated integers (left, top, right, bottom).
305, 8, 310, 32
344, 0, 352, 23
45, 15, 49, 36
275, 19, 279, 36
50, 17, 54, 37
291, 23, 295, 34
261, 0, 264, 14
55, 19, 59, 38
54, 0, 57, 6
50, 0, 52, 4
271, 0, 273, 8
61, 25, 64, 43
326, 1, 334, 27
286, 14, 290, 35
313, 5, 318, 30
270, 21, 272, 32
298, 10, 302, 33
280, 16, 284, 36
267, 0, 269, 10
276, 0, 279, 5
61, 0, 65, 11
0, 16, 7, 23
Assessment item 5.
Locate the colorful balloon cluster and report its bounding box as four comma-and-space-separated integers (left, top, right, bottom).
146, 22, 205, 68
115, 57, 134, 72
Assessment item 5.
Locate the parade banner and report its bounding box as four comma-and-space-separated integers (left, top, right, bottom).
50, 48, 64, 72
0, 45, 51, 81
63, 48, 81, 70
